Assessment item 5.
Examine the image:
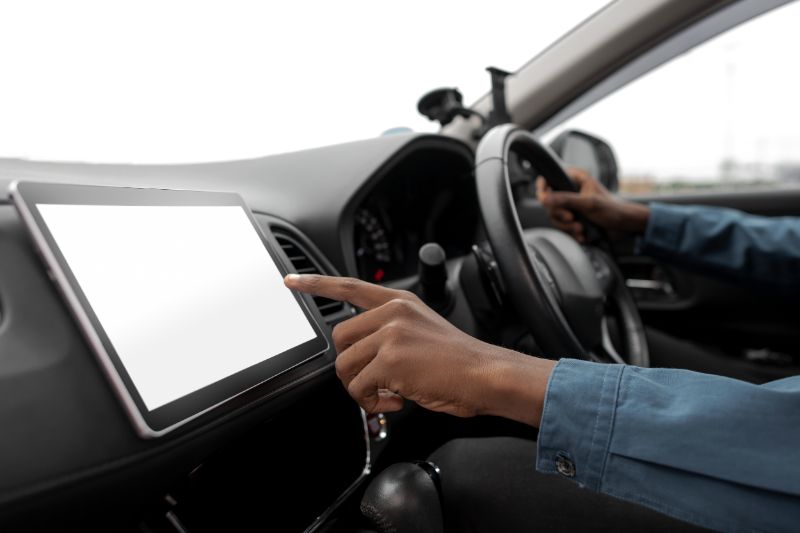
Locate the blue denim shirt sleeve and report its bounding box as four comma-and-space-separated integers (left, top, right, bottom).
639, 203, 800, 294
537, 359, 800, 532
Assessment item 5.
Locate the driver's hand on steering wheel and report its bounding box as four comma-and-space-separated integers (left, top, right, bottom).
536, 168, 650, 242
284, 274, 555, 427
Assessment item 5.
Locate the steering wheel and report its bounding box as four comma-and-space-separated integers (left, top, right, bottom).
475, 124, 648, 366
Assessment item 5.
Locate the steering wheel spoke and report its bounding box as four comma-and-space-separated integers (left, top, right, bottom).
599, 316, 627, 365
584, 246, 616, 295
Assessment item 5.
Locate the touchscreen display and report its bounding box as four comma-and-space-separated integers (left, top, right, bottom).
36, 204, 317, 411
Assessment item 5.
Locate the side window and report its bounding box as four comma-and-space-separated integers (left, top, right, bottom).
545, 1, 800, 196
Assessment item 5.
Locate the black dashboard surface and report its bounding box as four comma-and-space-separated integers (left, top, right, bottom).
0, 133, 476, 528
0, 133, 473, 278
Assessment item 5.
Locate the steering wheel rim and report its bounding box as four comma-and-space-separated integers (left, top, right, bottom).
475, 124, 649, 366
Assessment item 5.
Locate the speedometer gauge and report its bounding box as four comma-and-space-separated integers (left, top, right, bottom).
354, 208, 393, 282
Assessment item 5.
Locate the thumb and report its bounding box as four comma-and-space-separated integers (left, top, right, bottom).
567, 167, 603, 193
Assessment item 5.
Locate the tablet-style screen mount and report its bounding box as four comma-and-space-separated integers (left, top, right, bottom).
10, 181, 329, 438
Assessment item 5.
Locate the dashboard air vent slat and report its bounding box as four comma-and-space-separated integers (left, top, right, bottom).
273, 231, 346, 321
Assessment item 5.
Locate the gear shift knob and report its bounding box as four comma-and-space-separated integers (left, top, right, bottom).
418, 242, 450, 310
360, 461, 444, 533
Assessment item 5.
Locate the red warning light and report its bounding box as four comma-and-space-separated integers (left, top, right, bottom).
373, 268, 385, 282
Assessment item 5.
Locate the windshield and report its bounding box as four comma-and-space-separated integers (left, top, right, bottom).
0, 1, 608, 164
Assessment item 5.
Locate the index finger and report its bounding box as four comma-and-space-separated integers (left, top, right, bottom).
284, 274, 405, 310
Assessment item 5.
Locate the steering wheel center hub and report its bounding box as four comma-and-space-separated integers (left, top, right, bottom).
524, 228, 604, 349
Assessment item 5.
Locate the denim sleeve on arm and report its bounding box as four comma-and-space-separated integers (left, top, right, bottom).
537, 358, 800, 532
640, 203, 800, 294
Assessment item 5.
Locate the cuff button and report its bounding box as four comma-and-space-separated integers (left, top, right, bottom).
555, 454, 576, 478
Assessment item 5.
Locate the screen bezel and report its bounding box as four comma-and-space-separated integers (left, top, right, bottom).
10, 180, 329, 438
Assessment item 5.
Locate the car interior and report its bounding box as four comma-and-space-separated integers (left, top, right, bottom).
1, 0, 798, 531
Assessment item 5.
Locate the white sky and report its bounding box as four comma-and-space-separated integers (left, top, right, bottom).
4, 0, 797, 181
0, 0, 607, 163
549, 0, 800, 181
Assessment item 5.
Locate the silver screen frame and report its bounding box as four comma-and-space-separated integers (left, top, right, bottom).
10, 180, 330, 438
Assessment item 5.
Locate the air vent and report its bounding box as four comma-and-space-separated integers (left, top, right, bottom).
273, 231, 346, 321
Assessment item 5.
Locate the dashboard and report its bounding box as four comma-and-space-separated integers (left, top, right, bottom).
352, 148, 479, 283
0, 133, 478, 532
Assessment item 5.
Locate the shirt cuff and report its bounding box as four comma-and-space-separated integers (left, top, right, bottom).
536, 358, 625, 491
639, 202, 687, 256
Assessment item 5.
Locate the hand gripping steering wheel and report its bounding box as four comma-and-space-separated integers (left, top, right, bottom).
475, 124, 648, 366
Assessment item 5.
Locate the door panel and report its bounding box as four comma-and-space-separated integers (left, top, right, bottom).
631, 189, 800, 217
619, 190, 800, 371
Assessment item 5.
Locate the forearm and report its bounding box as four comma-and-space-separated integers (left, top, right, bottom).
616, 200, 650, 234
640, 203, 800, 292
537, 359, 800, 531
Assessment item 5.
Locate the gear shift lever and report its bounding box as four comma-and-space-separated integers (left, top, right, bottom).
418, 243, 451, 312
360, 461, 444, 533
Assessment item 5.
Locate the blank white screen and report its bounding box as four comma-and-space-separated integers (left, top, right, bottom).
37, 204, 317, 411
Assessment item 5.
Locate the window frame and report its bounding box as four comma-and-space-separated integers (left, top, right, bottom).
533, 0, 794, 138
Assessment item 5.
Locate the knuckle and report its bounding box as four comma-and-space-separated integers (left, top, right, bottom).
378, 341, 404, 367
382, 320, 410, 342
346, 380, 374, 410
334, 356, 345, 378
302, 274, 322, 289
404, 291, 422, 305
334, 348, 351, 370
382, 320, 400, 339
331, 323, 346, 348
340, 277, 362, 295
397, 289, 417, 301
397, 291, 416, 311
388, 296, 414, 315
345, 380, 360, 400
387, 297, 404, 309
360, 395, 379, 414
380, 350, 400, 370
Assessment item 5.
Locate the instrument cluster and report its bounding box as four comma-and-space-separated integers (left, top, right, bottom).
352, 148, 479, 283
